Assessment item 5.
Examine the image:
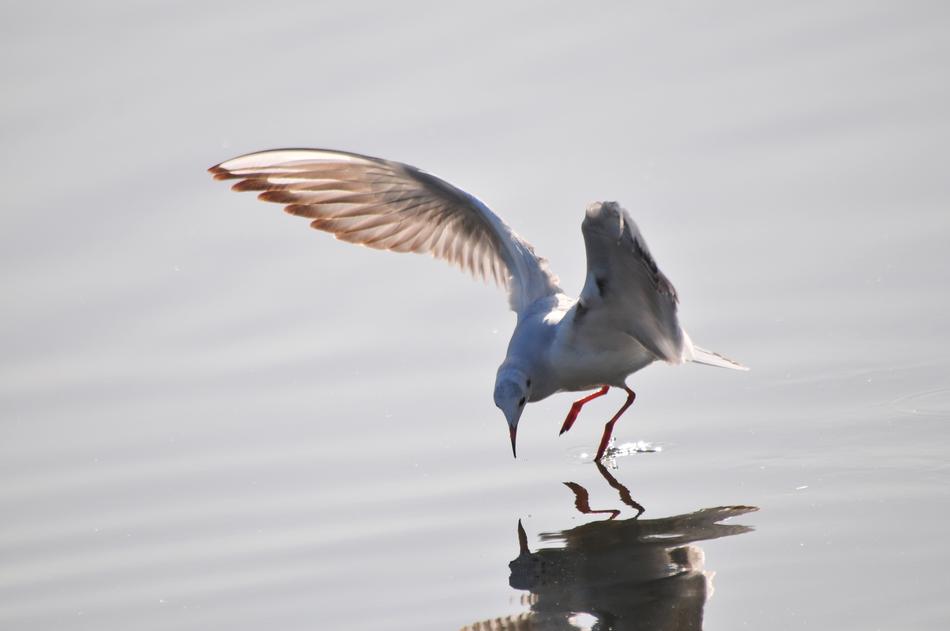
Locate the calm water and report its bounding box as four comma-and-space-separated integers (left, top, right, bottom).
2, 2, 949, 629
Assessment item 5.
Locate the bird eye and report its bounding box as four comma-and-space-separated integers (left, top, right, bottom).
518, 397, 526, 407
526, 379, 532, 387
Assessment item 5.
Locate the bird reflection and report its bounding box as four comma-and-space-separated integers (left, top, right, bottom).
462, 468, 756, 631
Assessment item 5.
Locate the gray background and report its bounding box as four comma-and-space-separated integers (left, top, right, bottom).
2, 1, 949, 629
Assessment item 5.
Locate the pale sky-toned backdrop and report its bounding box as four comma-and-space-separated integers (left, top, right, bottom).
2, 2, 949, 630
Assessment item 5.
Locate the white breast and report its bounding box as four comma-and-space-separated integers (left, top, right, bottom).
547, 305, 657, 391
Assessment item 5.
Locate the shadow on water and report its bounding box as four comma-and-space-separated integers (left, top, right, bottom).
464, 467, 757, 631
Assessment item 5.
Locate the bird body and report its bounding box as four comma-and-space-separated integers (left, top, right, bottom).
210, 148, 746, 461
501, 295, 654, 399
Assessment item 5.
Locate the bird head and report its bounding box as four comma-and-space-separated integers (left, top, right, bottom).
494, 369, 531, 458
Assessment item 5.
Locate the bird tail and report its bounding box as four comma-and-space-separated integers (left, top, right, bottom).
689, 345, 749, 371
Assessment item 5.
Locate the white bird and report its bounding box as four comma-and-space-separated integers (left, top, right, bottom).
209, 149, 746, 461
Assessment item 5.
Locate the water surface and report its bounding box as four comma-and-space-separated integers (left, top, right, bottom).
2, 2, 949, 629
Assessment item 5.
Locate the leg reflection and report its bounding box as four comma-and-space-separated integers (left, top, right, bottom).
563, 482, 621, 521
595, 461, 645, 517
563, 460, 645, 521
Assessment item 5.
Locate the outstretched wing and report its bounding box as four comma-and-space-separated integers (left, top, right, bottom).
209, 149, 560, 313
576, 201, 685, 362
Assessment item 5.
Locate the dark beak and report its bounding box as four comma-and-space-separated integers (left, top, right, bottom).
509, 425, 518, 458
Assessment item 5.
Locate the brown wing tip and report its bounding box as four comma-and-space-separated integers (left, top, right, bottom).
210, 167, 241, 181
232, 179, 269, 192
287, 204, 317, 218
258, 190, 298, 204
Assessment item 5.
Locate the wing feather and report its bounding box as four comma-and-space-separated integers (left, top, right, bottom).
577, 201, 685, 362
210, 148, 560, 312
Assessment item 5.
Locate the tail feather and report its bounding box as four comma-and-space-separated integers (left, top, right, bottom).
689, 345, 749, 371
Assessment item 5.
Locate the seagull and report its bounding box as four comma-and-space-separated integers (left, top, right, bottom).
209, 148, 747, 461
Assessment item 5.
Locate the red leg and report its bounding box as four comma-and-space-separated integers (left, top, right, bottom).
559, 385, 610, 435
594, 386, 636, 461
